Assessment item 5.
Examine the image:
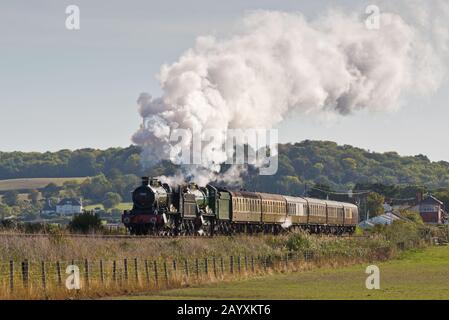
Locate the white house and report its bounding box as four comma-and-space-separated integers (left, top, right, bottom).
56, 198, 83, 215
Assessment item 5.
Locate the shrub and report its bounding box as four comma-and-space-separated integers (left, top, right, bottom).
286, 232, 313, 251
400, 210, 424, 224
381, 220, 425, 245
69, 212, 103, 233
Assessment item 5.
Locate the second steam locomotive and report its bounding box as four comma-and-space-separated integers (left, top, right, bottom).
122, 177, 359, 235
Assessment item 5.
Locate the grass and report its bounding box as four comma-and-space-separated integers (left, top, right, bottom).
84, 202, 133, 211
0, 177, 87, 191
120, 245, 449, 300
0, 231, 429, 300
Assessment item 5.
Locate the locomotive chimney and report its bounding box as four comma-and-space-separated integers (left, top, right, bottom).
142, 176, 149, 186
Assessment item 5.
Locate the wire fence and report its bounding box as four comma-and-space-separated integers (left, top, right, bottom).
0, 240, 424, 299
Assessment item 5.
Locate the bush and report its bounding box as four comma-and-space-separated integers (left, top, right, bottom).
400, 210, 424, 224
286, 232, 314, 251
69, 212, 103, 233
380, 220, 427, 245
353, 225, 364, 236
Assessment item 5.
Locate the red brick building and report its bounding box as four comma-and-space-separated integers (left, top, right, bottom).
412, 195, 446, 224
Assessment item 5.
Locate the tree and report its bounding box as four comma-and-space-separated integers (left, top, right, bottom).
308, 184, 332, 199
69, 212, 103, 233
3, 190, 19, 206
80, 174, 112, 202
28, 189, 40, 204
60, 180, 81, 198
42, 183, 60, 198
0, 203, 11, 220
366, 192, 385, 217
102, 192, 122, 210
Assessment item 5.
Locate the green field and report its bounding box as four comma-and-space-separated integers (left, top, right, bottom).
0, 177, 87, 191
120, 246, 449, 300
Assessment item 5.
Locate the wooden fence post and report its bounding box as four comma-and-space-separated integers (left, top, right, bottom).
204, 258, 208, 275
134, 258, 139, 283
56, 261, 62, 287
244, 256, 248, 272
124, 259, 128, 282
184, 259, 189, 278
112, 260, 117, 283
9, 260, 14, 292
153, 261, 159, 286
251, 256, 255, 273
213, 257, 217, 278
220, 257, 224, 274
164, 261, 168, 286
173, 260, 177, 272
100, 260, 104, 284
195, 258, 199, 278
84, 259, 90, 288
237, 256, 241, 274
230, 256, 234, 274
41, 261, 46, 289
21, 260, 29, 288
144, 260, 150, 286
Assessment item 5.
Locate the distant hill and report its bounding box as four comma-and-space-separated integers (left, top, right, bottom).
1, 141, 449, 193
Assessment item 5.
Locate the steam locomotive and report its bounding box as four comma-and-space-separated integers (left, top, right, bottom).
122, 177, 359, 235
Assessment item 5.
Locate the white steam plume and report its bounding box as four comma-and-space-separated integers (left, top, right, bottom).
133, 3, 448, 185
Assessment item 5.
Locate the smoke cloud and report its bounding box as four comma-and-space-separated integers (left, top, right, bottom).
133, 2, 448, 185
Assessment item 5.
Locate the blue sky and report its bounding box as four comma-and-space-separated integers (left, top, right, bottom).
0, 0, 448, 162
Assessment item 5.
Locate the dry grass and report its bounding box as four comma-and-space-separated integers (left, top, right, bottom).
0, 243, 400, 300
0, 231, 413, 300
0, 232, 389, 262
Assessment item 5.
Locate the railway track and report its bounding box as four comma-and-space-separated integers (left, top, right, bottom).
0, 232, 371, 239
0, 232, 216, 239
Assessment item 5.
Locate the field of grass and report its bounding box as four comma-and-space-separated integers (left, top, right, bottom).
84, 202, 133, 211
0, 177, 87, 191
122, 245, 449, 300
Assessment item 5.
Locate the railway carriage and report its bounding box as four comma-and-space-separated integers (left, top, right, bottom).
325, 200, 344, 226
305, 198, 327, 231
229, 190, 262, 226
255, 192, 288, 233
343, 202, 358, 232
283, 195, 308, 226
